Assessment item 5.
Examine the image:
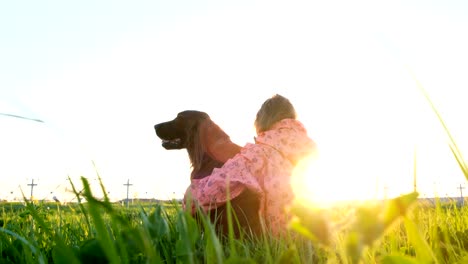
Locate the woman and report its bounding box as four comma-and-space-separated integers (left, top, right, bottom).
188, 94, 317, 236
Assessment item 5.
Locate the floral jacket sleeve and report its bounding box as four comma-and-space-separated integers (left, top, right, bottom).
188, 143, 265, 211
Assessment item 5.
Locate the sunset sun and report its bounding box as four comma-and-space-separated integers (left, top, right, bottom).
292, 83, 466, 207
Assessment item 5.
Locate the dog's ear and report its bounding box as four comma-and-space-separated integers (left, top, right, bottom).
199, 119, 241, 162
185, 116, 205, 172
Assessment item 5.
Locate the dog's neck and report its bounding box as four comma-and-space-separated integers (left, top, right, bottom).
190, 153, 224, 180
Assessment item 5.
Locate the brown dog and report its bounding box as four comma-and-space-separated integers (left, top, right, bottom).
154, 110, 261, 237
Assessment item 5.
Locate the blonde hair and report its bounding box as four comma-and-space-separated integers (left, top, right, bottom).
254, 94, 297, 133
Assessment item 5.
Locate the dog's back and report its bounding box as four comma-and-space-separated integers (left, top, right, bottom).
155, 111, 261, 237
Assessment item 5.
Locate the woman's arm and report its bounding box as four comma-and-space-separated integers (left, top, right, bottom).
188, 145, 264, 211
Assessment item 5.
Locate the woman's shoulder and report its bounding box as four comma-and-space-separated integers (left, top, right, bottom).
242, 142, 269, 152
235, 142, 269, 162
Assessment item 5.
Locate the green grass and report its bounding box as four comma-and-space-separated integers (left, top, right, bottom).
1, 187, 467, 263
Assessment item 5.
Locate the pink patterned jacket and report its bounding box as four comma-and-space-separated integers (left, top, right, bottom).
187, 118, 317, 235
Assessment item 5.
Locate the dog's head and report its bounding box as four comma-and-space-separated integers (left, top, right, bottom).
154, 110, 241, 178
154, 110, 209, 150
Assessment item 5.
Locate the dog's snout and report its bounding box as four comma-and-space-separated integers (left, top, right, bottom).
154, 123, 163, 136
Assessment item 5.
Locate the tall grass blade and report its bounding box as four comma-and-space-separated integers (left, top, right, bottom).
225, 183, 237, 259
259, 228, 274, 264
381, 255, 419, 264
197, 206, 224, 264
409, 69, 468, 181
140, 205, 167, 262
0, 227, 47, 264
0, 112, 44, 123
93, 160, 111, 204
403, 216, 438, 264
21, 191, 81, 264
81, 177, 120, 264
276, 244, 301, 264
68, 176, 92, 234
174, 204, 200, 264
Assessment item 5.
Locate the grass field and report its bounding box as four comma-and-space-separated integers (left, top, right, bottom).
1, 184, 468, 263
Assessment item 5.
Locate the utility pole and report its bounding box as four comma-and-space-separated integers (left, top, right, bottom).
123, 179, 132, 208
457, 184, 465, 206
27, 179, 37, 201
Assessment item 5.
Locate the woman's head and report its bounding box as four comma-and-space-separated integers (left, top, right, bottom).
254, 94, 297, 134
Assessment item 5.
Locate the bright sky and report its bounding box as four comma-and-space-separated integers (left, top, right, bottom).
1, 1, 467, 205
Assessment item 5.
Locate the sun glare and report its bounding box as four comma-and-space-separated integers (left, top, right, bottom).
292, 146, 380, 208
292, 92, 466, 208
